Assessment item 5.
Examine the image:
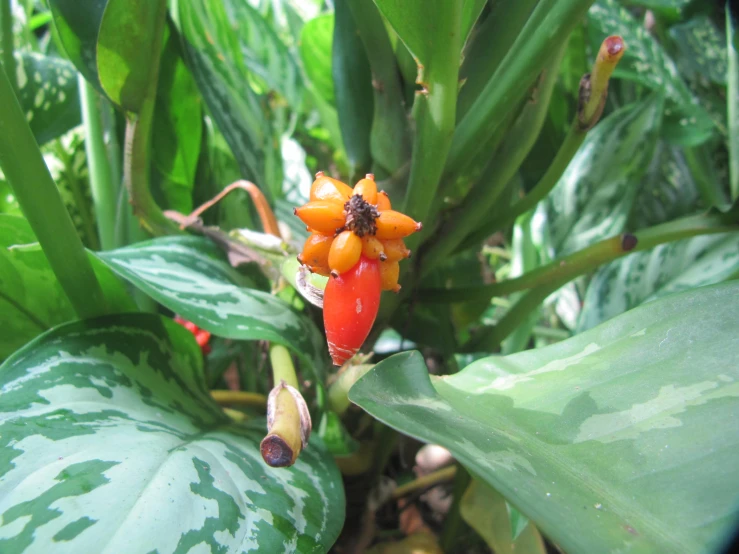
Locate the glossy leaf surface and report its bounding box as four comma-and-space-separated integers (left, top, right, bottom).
0, 314, 343, 552
14, 53, 80, 145
96, 236, 328, 378
351, 282, 739, 554
300, 15, 334, 105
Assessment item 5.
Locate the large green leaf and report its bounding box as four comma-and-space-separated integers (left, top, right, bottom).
177, 0, 280, 190
96, 0, 165, 112
14, 52, 80, 146
0, 314, 344, 552
332, 0, 373, 174
669, 15, 727, 87
151, 27, 203, 214
0, 215, 74, 360
47, 0, 107, 90
588, 0, 714, 146
0, 215, 134, 361
350, 282, 739, 553
577, 233, 739, 331
300, 15, 334, 106
546, 94, 664, 255
96, 236, 329, 378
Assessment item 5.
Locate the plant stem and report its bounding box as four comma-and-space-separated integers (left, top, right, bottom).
327, 363, 373, 415
727, 1, 739, 201
400, 5, 462, 239
210, 390, 267, 408
270, 344, 299, 389
420, 42, 567, 275
440, 464, 471, 552
0, 63, 106, 318
444, 0, 593, 178
80, 76, 118, 250
467, 122, 586, 245
420, 210, 739, 305
122, 1, 179, 237
1, 0, 15, 93
392, 465, 457, 500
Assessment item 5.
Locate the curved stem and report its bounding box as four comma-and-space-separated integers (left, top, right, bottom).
420, 210, 739, 304
392, 465, 457, 500
0, 63, 106, 319
122, 1, 179, 237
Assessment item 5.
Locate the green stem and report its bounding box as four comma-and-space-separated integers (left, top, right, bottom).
420, 210, 739, 304
122, 1, 179, 237
1, 0, 15, 93
80, 76, 118, 250
467, 122, 586, 244
444, 0, 593, 178
400, 6, 462, 238
0, 63, 106, 318
440, 464, 471, 552
270, 344, 299, 389
52, 139, 100, 251
420, 41, 567, 275
684, 144, 727, 208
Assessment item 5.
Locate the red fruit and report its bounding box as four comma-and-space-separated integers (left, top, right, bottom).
323, 255, 381, 366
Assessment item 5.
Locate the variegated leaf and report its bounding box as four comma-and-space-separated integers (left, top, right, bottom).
0, 314, 344, 552
577, 233, 739, 331
546, 94, 663, 256
14, 52, 80, 146
351, 282, 739, 554
96, 236, 329, 378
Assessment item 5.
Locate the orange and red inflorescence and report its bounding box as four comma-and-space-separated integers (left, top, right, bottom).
174, 316, 212, 355
294, 172, 421, 365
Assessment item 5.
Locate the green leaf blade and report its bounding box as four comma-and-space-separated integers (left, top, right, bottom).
0, 313, 343, 552
351, 282, 739, 554
96, 236, 329, 378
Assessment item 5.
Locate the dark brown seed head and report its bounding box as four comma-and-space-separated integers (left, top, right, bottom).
344, 194, 379, 237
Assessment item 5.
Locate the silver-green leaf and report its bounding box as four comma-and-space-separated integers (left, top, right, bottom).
0, 314, 344, 552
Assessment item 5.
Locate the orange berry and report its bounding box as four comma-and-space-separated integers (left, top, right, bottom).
376, 190, 391, 211
353, 174, 377, 204
328, 230, 363, 274
362, 236, 385, 260
382, 238, 411, 262
300, 233, 332, 271
375, 210, 422, 240
310, 173, 353, 203
294, 201, 346, 235
380, 260, 401, 292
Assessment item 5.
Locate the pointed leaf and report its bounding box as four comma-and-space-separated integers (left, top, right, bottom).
95, 236, 329, 378
351, 282, 739, 554
0, 313, 343, 552
47, 0, 108, 90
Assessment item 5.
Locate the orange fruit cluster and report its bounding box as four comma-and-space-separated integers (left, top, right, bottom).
294, 172, 421, 292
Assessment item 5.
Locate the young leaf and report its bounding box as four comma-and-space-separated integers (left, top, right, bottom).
351, 282, 739, 554
300, 15, 335, 106
0, 313, 344, 552
96, 236, 329, 378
